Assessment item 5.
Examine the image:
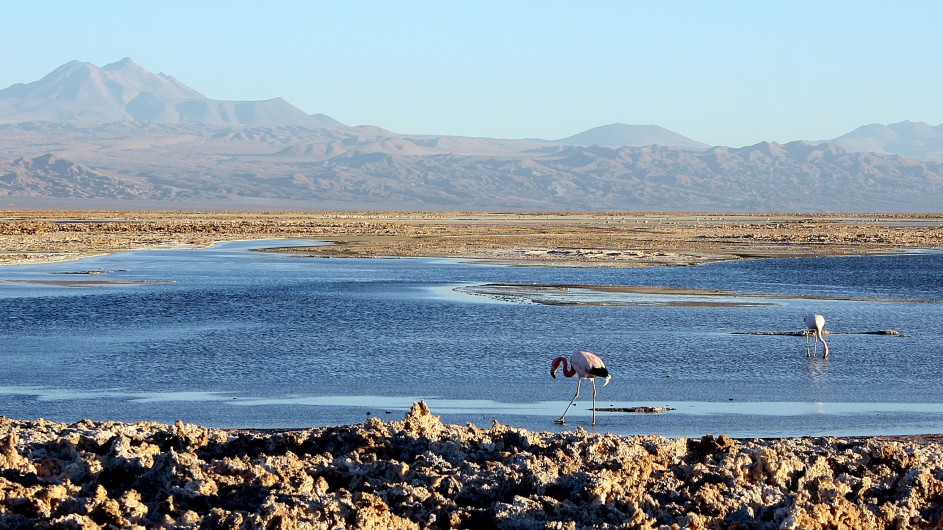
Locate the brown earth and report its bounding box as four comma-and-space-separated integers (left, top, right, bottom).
2, 210, 943, 267
2, 404, 943, 529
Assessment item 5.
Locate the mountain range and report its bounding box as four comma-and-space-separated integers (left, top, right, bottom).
1, 58, 942, 212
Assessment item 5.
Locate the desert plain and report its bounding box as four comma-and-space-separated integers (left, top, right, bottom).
3, 210, 943, 267
2, 210, 943, 529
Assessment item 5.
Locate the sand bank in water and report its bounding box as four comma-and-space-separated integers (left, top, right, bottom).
2, 210, 943, 267
3, 403, 943, 529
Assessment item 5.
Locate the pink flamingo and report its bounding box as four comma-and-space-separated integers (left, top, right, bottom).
550, 351, 611, 425
804, 313, 830, 358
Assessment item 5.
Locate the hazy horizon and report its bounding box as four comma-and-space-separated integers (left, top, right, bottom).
3, 1, 943, 148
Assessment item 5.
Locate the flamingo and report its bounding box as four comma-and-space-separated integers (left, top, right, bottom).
804, 314, 830, 358
550, 351, 611, 425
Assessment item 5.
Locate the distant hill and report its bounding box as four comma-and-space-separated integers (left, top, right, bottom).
0, 58, 337, 128
0, 153, 154, 199
556, 123, 709, 150
3, 122, 941, 212
825, 121, 943, 161
1, 59, 942, 212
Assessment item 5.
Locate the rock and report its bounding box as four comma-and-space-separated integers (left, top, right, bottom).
400, 400, 445, 439
3, 408, 943, 528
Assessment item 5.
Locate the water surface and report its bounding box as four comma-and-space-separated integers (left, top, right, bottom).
1, 240, 941, 438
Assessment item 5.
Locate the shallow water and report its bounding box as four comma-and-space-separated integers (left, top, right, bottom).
1, 240, 941, 438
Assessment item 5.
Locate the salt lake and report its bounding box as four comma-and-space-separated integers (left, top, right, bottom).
1, 240, 941, 438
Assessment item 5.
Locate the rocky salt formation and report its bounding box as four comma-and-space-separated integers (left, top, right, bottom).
2, 403, 943, 529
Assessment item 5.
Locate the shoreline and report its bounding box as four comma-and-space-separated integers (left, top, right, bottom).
3, 210, 943, 268
3, 403, 942, 528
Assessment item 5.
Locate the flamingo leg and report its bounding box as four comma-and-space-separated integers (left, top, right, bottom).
556, 378, 582, 424
805, 330, 812, 357
591, 378, 598, 426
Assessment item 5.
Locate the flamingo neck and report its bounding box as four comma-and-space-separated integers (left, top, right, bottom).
552, 356, 577, 378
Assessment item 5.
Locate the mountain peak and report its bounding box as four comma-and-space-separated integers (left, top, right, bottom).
103, 57, 142, 72
105, 57, 133, 66
556, 123, 708, 150
0, 59, 339, 128
828, 120, 943, 161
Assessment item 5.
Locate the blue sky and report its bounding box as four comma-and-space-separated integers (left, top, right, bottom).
3, 1, 941, 147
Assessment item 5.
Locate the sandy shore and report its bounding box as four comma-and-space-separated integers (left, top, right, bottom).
2, 404, 943, 529
2, 210, 943, 267
2, 210, 943, 528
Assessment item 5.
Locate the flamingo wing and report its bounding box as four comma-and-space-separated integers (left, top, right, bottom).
804, 314, 825, 332
573, 351, 610, 380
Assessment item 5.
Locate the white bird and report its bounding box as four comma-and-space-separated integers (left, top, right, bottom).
804, 314, 830, 358
550, 351, 611, 425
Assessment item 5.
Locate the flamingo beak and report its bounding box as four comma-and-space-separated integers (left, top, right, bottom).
550, 369, 557, 379
603, 375, 611, 387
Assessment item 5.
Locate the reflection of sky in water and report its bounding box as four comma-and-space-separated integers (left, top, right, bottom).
4, 385, 943, 438
0, 241, 941, 437
6, 386, 941, 416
